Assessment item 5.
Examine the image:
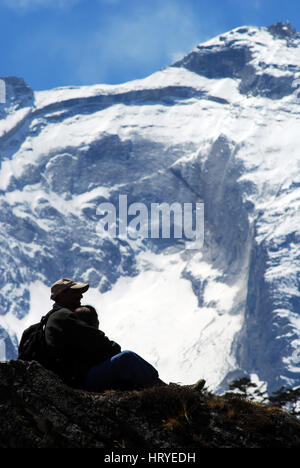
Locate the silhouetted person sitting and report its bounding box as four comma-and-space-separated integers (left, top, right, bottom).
74, 305, 99, 329
44, 278, 162, 392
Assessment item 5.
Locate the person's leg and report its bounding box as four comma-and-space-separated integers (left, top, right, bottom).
83, 350, 159, 392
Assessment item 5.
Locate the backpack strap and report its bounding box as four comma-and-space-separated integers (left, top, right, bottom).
40, 308, 57, 328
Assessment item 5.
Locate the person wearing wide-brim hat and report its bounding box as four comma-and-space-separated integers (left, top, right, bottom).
43, 278, 161, 391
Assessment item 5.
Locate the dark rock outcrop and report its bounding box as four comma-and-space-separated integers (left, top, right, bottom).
173, 22, 300, 100
267, 21, 297, 39
1, 360, 300, 449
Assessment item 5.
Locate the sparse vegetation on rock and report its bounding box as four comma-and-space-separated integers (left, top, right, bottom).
1, 360, 300, 448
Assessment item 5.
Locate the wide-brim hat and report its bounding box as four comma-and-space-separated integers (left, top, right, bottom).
50, 278, 89, 300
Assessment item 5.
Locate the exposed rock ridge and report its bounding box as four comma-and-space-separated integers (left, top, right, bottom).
1, 360, 300, 449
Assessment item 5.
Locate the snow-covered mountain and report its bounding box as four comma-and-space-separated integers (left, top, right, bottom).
0, 21, 299, 393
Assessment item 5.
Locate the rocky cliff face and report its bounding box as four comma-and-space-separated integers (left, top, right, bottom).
0, 22, 300, 394
1, 359, 300, 449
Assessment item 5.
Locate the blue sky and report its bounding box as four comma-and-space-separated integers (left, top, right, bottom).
0, 0, 299, 91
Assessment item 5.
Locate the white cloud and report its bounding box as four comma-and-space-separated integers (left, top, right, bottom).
98, 0, 120, 4
73, 1, 203, 84
5, 0, 213, 88
2, 0, 80, 10
253, 0, 261, 9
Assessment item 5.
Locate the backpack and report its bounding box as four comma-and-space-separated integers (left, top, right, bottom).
18, 310, 54, 367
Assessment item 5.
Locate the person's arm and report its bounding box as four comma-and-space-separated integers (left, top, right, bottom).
45, 308, 121, 361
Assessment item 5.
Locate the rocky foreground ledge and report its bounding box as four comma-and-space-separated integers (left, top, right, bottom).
0, 360, 300, 449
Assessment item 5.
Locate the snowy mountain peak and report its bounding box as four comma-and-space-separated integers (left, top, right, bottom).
267, 21, 298, 39
0, 23, 299, 394
0, 76, 34, 115
173, 22, 300, 100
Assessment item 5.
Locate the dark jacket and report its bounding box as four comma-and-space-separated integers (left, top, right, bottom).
44, 303, 121, 386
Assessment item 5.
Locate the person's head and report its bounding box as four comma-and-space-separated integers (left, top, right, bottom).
50, 278, 89, 309
74, 305, 99, 329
